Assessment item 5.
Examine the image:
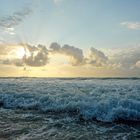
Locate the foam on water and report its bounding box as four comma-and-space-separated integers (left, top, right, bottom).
0, 78, 140, 122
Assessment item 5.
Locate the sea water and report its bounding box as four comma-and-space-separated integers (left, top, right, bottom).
0, 78, 140, 140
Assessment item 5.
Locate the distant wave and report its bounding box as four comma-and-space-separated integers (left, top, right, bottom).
0, 78, 140, 123
0, 77, 140, 80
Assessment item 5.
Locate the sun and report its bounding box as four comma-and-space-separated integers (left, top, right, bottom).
16, 47, 26, 58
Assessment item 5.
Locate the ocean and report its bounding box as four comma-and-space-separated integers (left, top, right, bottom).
0, 78, 140, 140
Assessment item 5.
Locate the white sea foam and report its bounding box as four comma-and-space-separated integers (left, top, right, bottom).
0, 78, 140, 122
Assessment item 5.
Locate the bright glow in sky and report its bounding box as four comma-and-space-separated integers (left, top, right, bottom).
0, 0, 140, 77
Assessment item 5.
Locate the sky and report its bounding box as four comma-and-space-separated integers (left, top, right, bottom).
0, 0, 140, 77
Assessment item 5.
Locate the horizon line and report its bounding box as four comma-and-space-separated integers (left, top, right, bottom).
0, 76, 140, 79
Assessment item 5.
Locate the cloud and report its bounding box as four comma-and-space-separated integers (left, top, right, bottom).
62, 45, 85, 65
23, 44, 49, 67
50, 42, 61, 52
50, 43, 109, 67
4, 27, 15, 35
3, 58, 23, 66
1, 43, 109, 67
1, 43, 140, 72
86, 47, 108, 67
50, 43, 85, 66
0, 6, 32, 35
108, 44, 140, 69
121, 21, 140, 30
135, 60, 140, 68
1, 44, 49, 67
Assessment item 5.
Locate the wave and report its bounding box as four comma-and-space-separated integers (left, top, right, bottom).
0, 77, 140, 80
0, 84, 140, 123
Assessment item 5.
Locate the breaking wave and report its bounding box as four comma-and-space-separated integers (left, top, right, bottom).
0, 78, 140, 122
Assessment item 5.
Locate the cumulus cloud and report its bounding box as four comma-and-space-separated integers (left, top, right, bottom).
23, 44, 49, 67
121, 21, 140, 30
1, 42, 140, 71
108, 45, 140, 69
49, 43, 109, 67
0, 6, 32, 34
0, 43, 110, 67
50, 42, 61, 52
62, 45, 85, 65
86, 47, 108, 67
50, 43, 85, 66
1, 44, 49, 67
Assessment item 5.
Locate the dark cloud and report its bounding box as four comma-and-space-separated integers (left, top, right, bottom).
23, 44, 49, 67
50, 42, 85, 65
2, 43, 140, 70
1, 44, 49, 67
50, 42, 61, 52
50, 43, 109, 66
86, 47, 108, 67
0, 6, 32, 35
61, 45, 84, 65
0, 8, 31, 28
2, 59, 11, 65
